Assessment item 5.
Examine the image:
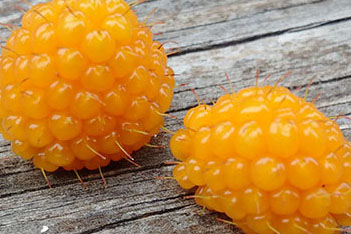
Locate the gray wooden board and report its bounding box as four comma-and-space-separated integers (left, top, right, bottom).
1, 0, 351, 233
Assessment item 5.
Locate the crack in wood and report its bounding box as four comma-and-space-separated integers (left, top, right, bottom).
79, 204, 193, 234
168, 15, 351, 58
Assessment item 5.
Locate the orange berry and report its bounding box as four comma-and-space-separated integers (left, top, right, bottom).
0, 0, 174, 174
171, 85, 350, 234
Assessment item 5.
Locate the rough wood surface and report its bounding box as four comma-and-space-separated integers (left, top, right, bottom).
1, 0, 351, 233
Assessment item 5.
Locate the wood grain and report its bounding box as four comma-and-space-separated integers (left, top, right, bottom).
1, 0, 351, 233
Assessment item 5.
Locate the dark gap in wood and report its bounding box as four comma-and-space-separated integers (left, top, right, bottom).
288, 74, 351, 92
118, 192, 193, 210
168, 16, 351, 58
0, 149, 11, 154
78, 204, 193, 234
289, 15, 351, 33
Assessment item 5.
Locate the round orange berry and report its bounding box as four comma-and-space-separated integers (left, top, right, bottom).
171, 85, 350, 234
0, 0, 175, 173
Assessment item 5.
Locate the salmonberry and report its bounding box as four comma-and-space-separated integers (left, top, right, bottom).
171, 85, 351, 233
0, 0, 174, 173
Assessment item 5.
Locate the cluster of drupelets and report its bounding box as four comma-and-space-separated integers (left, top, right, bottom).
170, 85, 351, 233
0, 0, 174, 182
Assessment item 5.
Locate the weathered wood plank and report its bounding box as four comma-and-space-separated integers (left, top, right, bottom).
168, 19, 351, 111
1, 0, 351, 233
153, 0, 351, 53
